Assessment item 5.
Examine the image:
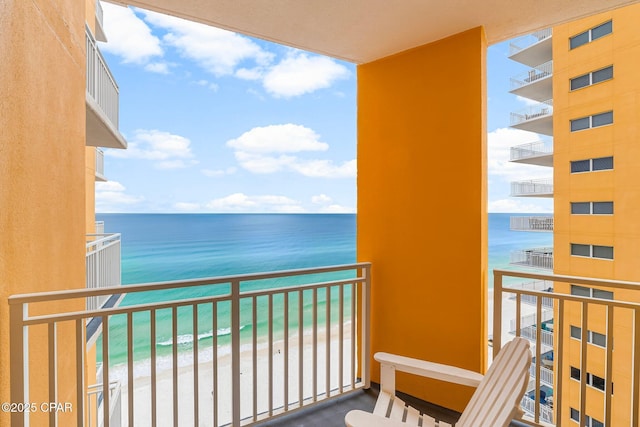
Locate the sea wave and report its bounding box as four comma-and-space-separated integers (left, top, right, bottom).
156, 325, 247, 347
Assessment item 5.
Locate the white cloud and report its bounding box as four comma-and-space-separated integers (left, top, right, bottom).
291, 159, 356, 178
312, 194, 332, 204
488, 198, 553, 213
142, 10, 273, 77
144, 62, 171, 74
107, 130, 196, 169
173, 202, 201, 211
205, 193, 305, 213
488, 128, 552, 181
319, 204, 355, 213
194, 80, 219, 91
516, 95, 543, 106
262, 52, 350, 98
202, 167, 237, 177
100, 3, 163, 64
95, 181, 143, 212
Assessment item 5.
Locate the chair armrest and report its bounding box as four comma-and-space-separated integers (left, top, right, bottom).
345, 410, 407, 427
375, 352, 483, 388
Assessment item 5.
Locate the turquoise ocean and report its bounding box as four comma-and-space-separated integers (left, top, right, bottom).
96, 213, 552, 369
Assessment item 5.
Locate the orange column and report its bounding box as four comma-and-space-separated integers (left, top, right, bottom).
357, 27, 487, 412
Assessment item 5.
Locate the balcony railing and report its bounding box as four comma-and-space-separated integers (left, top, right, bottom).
494, 269, 640, 426
510, 216, 553, 232
509, 29, 553, 56
529, 364, 554, 388
86, 233, 122, 310
508, 280, 554, 309
510, 178, 553, 197
95, 221, 105, 234
95, 0, 104, 29
86, 25, 119, 128
510, 247, 553, 270
8, 263, 371, 427
96, 148, 106, 181
510, 140, 553, 163
510, 100, 553, 127
88, 381, 122, 427
510, 60, 553, 91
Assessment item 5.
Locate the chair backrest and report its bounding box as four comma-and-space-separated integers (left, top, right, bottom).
457, 337, 532, 427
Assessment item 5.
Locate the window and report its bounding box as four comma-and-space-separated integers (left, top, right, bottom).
571, 66, 614, 90
571, 244, 614, 260
571, 111, 613, 131
571, 157, 613, 173
569, 368, 609, 393
571, 159, 591, 173
570, 407, 580, 422
570, 325, 608, 348
571, 201, 613, 215
570, 20, 613, 49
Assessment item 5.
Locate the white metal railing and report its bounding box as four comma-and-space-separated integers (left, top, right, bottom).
510, 100, 553, 126
510, 140, 553, 162
517, 325, 554, 348
86, 233, 122, 310
510, 178, 553, 197
494, 269, 640, 426
510, 310, 554, 332
88, 381, 122, 427
96, 148, 105, 179
95, 0, 104, 29
509, 29, 553, 56
511, 61, 553, 90
510, 247, 553, 270
510, 216, 553, 232
521, 395, 554, 424
86, 25, 119, 128
529, 364, 554, 388
95, 221, 105, 234
8, 263, 371, 427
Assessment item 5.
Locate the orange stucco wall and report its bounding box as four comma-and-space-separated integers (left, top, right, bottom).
357, 27, 488, 412
0, 0, 87, 425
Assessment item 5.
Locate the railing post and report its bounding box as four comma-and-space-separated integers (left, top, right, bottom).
361, 264, 371, 389
493, 272, 502, 360
231, 280, 241, 425
9, 301, 28, 427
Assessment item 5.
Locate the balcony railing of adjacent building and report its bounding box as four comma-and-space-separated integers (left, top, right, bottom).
509, 29, 553, 56
494, 269, 640, 426
510, 61, 553, 91
86, 25, 119, 129
529, 363, 554, 388
510, 140, 553, 166
96, 148, 106, 181
510, 247, 554, 270
95, 221, 105, 234
8, 263, 371, 427
510, 178, 553, 197
510, 216, 553, 232
86, 233, 122, 310
510, 100, 553, 127
509, 280, 554, 309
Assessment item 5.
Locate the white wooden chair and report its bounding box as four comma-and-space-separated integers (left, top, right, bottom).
345, 337, 531, 427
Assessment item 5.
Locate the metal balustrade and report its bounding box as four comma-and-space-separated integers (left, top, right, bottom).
510, 247, 554, 270
8, 263, 371, 427
96, 148, 106, 180
510, 61, 553, 90
494, 269, 640, 426
510, 140, 553, 162
86, 25, 119, 128
510, 178, 553, 197
86, 233, 122, 310
510, 100, 553, 127
510, 216, 553, 232
509, 29, 553, 56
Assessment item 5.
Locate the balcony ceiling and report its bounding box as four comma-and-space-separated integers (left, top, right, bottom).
110, 0, 639, 63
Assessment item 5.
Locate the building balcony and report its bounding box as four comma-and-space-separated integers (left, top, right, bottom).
508, 29, 552, 67
508, 280, 554, 309
510, 100, 553, 136
510, 140, 553, 167
85, 25, 127, 150
86, 233, 122, 310
510, 178, 553, 197
510, 216, 553, 232
95, 148, 107, 182
510, 60, 553, 102
521, 393, 554, 424
510, 247, 554, 270
94, 0, 107, 42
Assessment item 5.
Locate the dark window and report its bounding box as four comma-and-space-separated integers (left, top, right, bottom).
592, 418, 604, 427
593, 289, 613, 300
591, 374, 606, 391
592, 111, 613, 127
592, 21, 613, 40
570, 31, 590, 49
571, 159, 591, 173
571, 366, 581, 380
592, 331, 607, 347
592, 66, 613, 84
571, 73, 591, 90
571, 325, 581, 339
593, 245, 614, 260
571, 285, 591, 296
592, 156, 613, 171
571, 117, 590, 131
571, 244, 591, 257
571, 202, 591, 214
593, 202, 614, 214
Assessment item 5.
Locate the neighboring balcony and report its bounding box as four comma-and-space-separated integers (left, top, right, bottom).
510, 216, 553, 232
510, 60, 553, 102
510, 178, 553, 197
510, 247, 554, 270
95, 148, 107, 182
86, 25, 127, 149
510, 140, 553, 167
86, 233, 122, 310
509, 29, 552, 67
510, 100, 553, 136
521, 392, 554, 424
508, 280, 554, 308
94, 0, 107, 42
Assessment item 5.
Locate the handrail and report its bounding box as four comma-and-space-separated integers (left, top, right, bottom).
510, 178, 553, 197
510, 100, 553, 126
510, 140, 553, 162
509, 29, 553, 56
510, 60, 553, 90
8, 263, 371, 427
510, 216, 553, 232
86, 24, 119, 128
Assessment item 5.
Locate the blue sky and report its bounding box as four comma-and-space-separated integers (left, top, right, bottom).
97, 3, 553, 214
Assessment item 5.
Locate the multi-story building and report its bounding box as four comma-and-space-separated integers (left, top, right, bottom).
509, 4, 640, 425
